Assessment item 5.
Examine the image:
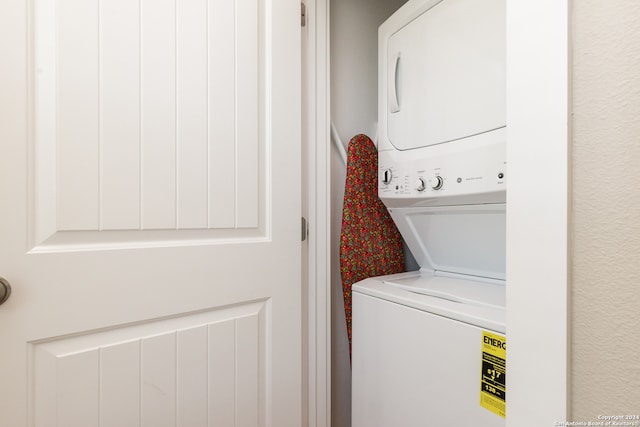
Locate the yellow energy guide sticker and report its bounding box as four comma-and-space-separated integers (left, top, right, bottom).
480, 330, 506, 418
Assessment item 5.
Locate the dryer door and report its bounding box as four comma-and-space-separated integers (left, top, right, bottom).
385, 0, 505, 151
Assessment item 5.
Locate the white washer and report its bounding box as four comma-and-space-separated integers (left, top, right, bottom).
351, 0, 507, 425
352, 271, 506, 427
351, 196, 507, 427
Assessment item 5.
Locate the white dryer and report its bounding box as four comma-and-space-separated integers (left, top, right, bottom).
351, 0, 507, 425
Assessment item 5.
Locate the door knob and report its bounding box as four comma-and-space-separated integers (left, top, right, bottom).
0, 277, 11, 306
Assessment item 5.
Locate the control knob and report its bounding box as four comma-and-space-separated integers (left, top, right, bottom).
430, 175, 444, 190
416, 178, 426, 192
382, 169, 393, 185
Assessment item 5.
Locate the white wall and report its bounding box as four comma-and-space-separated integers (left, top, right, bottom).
571, 0, 640, 417
329, 1, 407, 426
331, 0, 405, 142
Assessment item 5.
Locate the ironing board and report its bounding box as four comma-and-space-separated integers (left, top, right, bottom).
340, 134, 405, 356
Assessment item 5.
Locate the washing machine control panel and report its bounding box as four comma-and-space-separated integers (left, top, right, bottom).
379, 131, 506, 207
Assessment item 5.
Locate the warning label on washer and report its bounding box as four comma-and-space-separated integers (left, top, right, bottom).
480, 330, 506, 418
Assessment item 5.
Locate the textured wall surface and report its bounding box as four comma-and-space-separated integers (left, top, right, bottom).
571, 0, 640, 418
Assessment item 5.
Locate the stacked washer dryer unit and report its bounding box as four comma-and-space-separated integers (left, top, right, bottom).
351, 0, 507, 426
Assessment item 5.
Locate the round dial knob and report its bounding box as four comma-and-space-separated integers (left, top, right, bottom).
382, 169, 393, 185
416, 178, 426, 192
430, 175, 444, 190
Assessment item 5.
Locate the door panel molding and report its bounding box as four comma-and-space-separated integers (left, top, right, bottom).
31, 301, 268, 426
30, 0, 266, 251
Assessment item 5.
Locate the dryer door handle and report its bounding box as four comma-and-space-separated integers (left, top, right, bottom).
389, 51, 401, 113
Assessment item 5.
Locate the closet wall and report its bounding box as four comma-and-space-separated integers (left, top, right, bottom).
330, 1, 407, 426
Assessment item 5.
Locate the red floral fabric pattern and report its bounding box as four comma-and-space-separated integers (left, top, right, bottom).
340, 134, 405, 356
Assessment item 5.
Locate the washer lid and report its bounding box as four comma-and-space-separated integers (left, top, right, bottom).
388, 203, 506, 281
384, 273, 505, 309
353, 272, 505, 333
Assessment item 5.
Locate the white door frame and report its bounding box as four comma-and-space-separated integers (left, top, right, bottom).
308, 1, 571, 426
303, 1, 332, 427
505, 1, 570, 425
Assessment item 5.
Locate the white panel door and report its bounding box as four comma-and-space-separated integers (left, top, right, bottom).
0, 0, 302, 426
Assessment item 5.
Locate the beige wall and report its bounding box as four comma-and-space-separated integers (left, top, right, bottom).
571, 0, 640, 418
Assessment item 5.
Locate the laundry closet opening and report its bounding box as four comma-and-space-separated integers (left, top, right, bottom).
320, 0, 572, 425
329, 0, 508, 426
